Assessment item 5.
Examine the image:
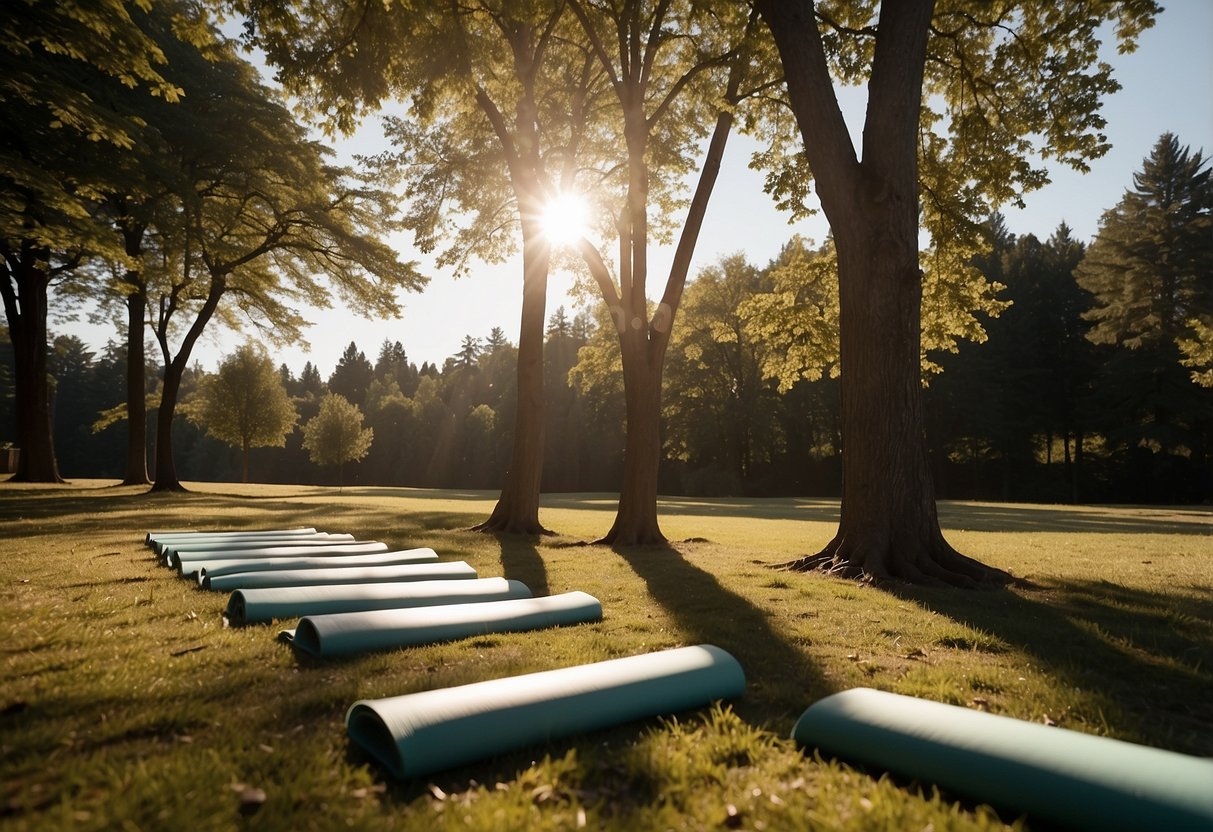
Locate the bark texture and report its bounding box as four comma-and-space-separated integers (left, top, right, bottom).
759, 0, 1008, 586
475, 221, 552, 535
1, 252, 64, 483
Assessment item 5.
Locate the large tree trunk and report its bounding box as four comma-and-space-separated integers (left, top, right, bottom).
783, 221, 1004, 586
592, 20, 750, 545
120, 220, 150, 485
123, 284, 150, 485
151, 272, 226, 493
1, 255, 64, 483
151, 358, 187, 492
601, 335, 665, 545
475, 221, 551, 535
759, 0, 1007, 586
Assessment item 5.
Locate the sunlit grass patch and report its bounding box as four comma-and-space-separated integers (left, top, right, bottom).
0, 481, 1209, 830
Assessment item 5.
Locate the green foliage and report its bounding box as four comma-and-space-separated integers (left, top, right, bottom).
301, 392, 374, 477
740, 235, 1007, 389
1076, 133, 1213, 351
187, 342, 297, 480
750, 1, 1161, 250
1178, 318, 1213, 388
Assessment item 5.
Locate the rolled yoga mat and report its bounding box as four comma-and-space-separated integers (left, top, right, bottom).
147, 528, 318, 552
345, 643, 746, 779
281, 591, 602, 657
225, 577, 533, 626
198, 548, 439, 587
171, 541, 389, 572
159, 533, 352, 557
204, 560, 478, 592
791, 687, 1213, 832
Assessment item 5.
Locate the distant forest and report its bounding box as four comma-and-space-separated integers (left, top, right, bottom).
6, 209, 1210, 505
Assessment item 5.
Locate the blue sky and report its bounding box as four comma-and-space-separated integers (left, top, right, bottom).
56, 3, 1213, 376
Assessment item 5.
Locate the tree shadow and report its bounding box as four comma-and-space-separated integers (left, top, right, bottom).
611, 543, 832, 728
496, 535, 551, 598
888, 577, 1213, 756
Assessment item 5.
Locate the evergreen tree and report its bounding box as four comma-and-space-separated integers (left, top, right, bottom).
1076, 133, 1213, 497
1077, 133, 1212, 352
328, 342, 375, 406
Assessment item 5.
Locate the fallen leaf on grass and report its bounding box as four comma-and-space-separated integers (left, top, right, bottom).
427, 783, 447, 801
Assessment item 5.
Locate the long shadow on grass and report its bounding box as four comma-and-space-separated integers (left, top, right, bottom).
613, 543, 832, 727
890, 578, 1213, 756
0, 489, 484, 545
496, 537, 550, 598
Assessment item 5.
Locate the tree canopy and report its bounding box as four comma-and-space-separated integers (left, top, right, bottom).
188, 341, 297, 482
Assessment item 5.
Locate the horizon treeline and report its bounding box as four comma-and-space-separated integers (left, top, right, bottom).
5, 212, 1209, 505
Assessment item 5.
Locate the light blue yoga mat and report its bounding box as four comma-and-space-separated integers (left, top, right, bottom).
159, 533, 351, 557
197, 549, 439, 587
147, 528, 318, 553
791, 688, 1213, 831
225, 577, 532, 626
281, 591, 602, 657
170, 542, 389, 571
345, 644, 746, 778
204, 561, 478, 592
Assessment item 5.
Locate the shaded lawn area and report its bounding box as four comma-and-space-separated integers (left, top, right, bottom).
1, 481, 1210, 830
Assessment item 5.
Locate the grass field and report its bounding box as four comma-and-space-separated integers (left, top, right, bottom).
1, 481, 1210, 830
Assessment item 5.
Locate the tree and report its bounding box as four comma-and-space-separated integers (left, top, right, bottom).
664, 253, 777, 492
329, 341, 375, 405
566, 0, 767, 543
1077, 134, 1212, 355
753, 0, 1159, 584
242, 1, 618, 535
1075, 133, 1213, 495
0, 1, 212, 483
142, 27, 422, 492
188, 342, 297, 482
301, 392, 373, 486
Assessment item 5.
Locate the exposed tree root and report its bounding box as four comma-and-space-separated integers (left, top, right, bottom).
777, 533, 1011, 589
470, 515, 552, 536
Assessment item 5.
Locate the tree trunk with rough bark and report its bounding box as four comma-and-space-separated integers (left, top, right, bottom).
474, 217, 552, 535
120, 220, 151, 486
151, 273, 226, 493
602, 332, 666, 545
123, 283, 150, 485
1, 255, 63, 483
759, 0, 1008, 586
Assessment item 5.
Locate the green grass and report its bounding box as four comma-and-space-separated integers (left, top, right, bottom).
1, 481, 1210, 830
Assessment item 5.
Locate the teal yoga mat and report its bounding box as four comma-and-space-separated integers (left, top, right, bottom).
170, 541, 389, 571
791, 688, 1213, 831
159, 533, 351, 557
345, 643, 746, 779
147, 528, 318, 552
225, 577, 532, 626
281, 591, 602, 657
204, 561, 478, 592
197, 549, 439, 587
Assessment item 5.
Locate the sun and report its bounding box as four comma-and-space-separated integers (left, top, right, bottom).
539, 191, 590, 246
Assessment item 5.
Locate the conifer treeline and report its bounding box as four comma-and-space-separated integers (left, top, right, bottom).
7, 218, 1209, 502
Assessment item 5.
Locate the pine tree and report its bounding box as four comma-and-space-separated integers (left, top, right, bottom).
328, 342, 375, 406
1076, 133, 1213, 498
1077, 133, 1213, 351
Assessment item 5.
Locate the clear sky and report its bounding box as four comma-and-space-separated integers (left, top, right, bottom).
54, 2, 1213, 377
